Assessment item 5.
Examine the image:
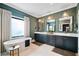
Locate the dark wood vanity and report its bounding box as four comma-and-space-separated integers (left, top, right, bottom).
34, 32, 78, 53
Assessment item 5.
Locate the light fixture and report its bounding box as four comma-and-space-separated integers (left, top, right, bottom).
41, 20, 44, 23
48, 16, 52, 20
63, 12, 68, 17
38, 19, 41, 22
38, 19, 44, 23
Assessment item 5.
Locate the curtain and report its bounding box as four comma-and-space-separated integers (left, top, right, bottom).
78, 10, 79, 55
24, 16, 30, 37
0, 8, 2, 53
1, 9, 11, 52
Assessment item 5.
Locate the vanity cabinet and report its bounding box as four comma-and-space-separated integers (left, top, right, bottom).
63, 36, 78, 52
55, 36, 64, 49
42, 35, 48, 43
34, 34, 55, 46
55, 36, 78, 52
47, 35, 55, 46
35, 34, 47, 43
34, 33, 78, 52
34, 34, 42, 43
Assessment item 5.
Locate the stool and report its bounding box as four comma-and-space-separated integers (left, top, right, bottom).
9, 45, 20, 56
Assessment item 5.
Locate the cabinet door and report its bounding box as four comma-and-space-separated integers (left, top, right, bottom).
42, 34, 48, 43
55, 36, 64, 49
34, 34, 47, 43
34, 34, 39, 41
47, 35, 55, 46
34, 34, 42, 43
64, 36, 78, 52
39, 34, 47, 43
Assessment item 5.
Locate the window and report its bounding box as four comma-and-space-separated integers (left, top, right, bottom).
11, 17, 24, 37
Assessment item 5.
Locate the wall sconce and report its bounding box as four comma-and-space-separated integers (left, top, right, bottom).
63, 12, 68, 17
38, 19, 44, 23
41, 20, 44, 23
48, 16, 52, 20
38, 19, 41, 22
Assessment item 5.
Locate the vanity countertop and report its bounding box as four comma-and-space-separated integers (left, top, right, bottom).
34, 32, 78, 37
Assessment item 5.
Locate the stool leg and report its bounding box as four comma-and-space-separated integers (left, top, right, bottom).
12, 50, 14, 56
10, 51, 11, 56
18, 48, 19, 56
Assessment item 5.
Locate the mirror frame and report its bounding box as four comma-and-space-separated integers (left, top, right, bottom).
59, 16, 72, 32
46, 19, 56, 32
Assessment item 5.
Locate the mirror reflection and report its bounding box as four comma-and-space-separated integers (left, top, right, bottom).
46, 19, 55, 32
59, 16, 72, 32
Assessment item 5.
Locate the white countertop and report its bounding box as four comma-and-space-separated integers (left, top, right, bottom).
34, 32, 78, 37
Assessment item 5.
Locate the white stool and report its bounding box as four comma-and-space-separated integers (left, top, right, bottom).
8, 45, 20, 56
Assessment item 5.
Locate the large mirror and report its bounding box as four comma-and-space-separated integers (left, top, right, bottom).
46, 19, 55, 32
59, 16, 72, 32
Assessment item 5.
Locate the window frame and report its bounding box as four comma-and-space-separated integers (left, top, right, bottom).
11, 16, 24, 38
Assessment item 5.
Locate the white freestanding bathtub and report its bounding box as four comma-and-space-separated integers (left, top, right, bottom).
3, 37, 32, 53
